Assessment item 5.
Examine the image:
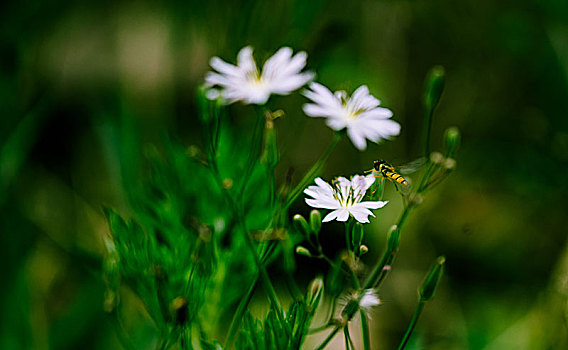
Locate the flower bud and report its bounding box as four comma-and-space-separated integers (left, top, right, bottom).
295, 246, 312, 257
260, 115, 279, 169
170, 296, 189, 325
341, 298, 360, 321
293, 214, 311, 237
222, 178, 233, 190
309, 210, 322, 236
424, 66, 446, 114
306, 276, 324, 312
419, 256, 445, 301
430, 152, 444, 164
444, 126, 461, 158
411, 193, 424, 207
359, 245, 369, 255
386, 225, 400, 255
443, 158, 456, 170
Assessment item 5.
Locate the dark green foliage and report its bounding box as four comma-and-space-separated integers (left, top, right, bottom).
236, 301, 317, 350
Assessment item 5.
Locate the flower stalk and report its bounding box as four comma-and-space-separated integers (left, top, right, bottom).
284, 132, 341, 210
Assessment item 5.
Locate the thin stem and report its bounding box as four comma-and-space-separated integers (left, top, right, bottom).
344, 326, 354, 350
284, 133, 341, 209
364, 205, 412, 290
349, 268, 360, 290
309, 323, 334, 334
397, 205, 413, 232
345, 221, 352, 253
315, 326, 342, 350
286, 272, 302, 301
360, 310, 371, 350
417, 161, 437, 193
225, 277, 257, 348
240, 214, 286, 330
423, 110, 433, 159
268, 168, 276, 206
397, 300, 425, 350
208, 141, 287, 341
236, 109, 265, 196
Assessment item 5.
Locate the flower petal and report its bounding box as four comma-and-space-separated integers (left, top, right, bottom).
347, 125, 368, 151
210, 57, 241, 77
348, 85, 380, 113
336, 209, 350, 222
237, 46, 257, 73
357, 200, 388, 209
305, 198, 341, 210
322, 210, 341, 222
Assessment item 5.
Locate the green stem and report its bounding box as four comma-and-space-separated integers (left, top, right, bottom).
423, 110, 433, 159
268, 168, 276, 206
237, 109, 265, 196
344, 220, 353, 253
349, 267, 360, 290
363, 206, 412, 290
344, 326, 354, 350
397, 300, 425, 350
240, 214, 286, 331
284, 133, 341, 209
210, 156, 286, 341
286, 272, 302, 301
315, 326, 342, 350
224, 277, 257, 348
308, 323, 334, 334
397, 205, 413, 231
360, 310, 371, 350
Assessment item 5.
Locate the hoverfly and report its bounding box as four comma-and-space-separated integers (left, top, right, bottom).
373, 160, 409, 186
370, 158, 426, 190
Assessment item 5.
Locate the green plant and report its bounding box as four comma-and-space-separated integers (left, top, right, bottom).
103, 47, 459, 349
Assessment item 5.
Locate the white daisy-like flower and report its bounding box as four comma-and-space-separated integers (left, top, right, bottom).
204, 46, 314, 105
304, 174, 388, 224
303, 82, 401, 151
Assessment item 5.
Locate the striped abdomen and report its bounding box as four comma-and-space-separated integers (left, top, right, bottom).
382, 169, 408, 186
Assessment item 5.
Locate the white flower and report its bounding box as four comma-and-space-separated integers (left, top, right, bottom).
359, 289, 380, 310
303, 82, 401, 150
304, 174, 388, 224
205, 46, 314, 105
338, 289, 381, 322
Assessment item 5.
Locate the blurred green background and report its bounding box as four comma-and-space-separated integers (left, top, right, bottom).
2, 0, 568, 349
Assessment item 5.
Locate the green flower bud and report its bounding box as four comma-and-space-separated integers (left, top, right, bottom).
309, 210, 322, 236
170, 296, 189, 325
386, 225, 401, 255
306, 276, 324, 312
419, 256, 446, 302
341, 298, 360, 321
443, 158, 456, 170
359, 245, 369, 255
295, 246, 312, 257
444, 127, 461, 158
430, 152, 444, 164
260, 116, 280, 169
424, 66, 446, 114
293, 214, 311, 237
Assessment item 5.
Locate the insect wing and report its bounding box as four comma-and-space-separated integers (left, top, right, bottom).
396, 157, 427, 175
